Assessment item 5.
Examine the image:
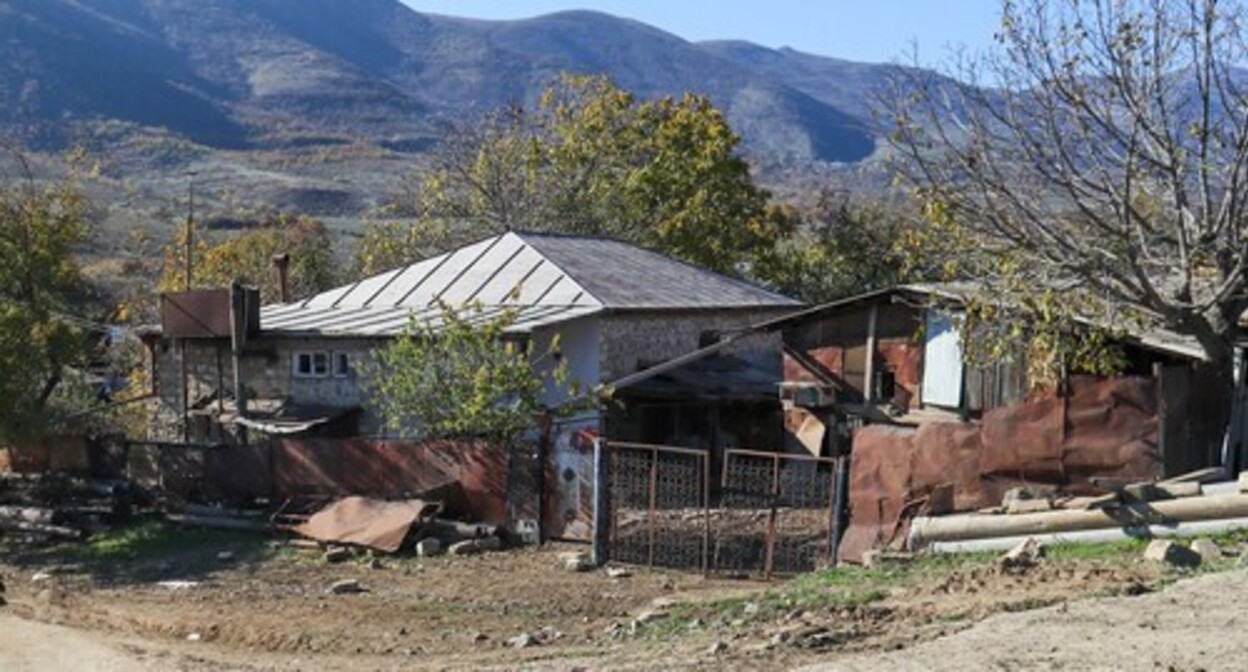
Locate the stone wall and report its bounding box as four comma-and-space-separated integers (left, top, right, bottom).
598, 308, 792, 382
149, 336, 382, 441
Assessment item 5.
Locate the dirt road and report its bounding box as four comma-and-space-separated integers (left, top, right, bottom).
0, 612, 154, 672
810, 568, 1248, 671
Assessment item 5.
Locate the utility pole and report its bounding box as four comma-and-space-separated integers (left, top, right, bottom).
184, 173, 196, 291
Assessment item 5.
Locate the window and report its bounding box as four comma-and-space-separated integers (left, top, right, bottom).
293, 351, 330, 378
334, 352, 350, 378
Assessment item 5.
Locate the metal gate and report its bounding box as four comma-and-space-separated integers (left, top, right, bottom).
599, 441, 845, 578
604, 442, 710, 571
715, 449, 841, 578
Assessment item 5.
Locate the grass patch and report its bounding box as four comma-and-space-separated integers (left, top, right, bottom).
13, 518, 275, 579
1043, 538, 1148, 561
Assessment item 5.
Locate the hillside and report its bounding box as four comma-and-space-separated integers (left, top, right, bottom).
0, 0, 929, 247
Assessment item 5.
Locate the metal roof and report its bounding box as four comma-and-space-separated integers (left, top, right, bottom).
260, 231, 799, 337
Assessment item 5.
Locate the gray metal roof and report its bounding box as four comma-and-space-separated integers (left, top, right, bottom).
260, 231, 799, 337
518, 232, 801, 309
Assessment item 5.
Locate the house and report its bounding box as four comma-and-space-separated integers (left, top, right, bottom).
144, 231, 801, 445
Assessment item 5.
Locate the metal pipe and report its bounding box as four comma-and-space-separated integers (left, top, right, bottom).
910, 493, 1248, 548
927, 516, 1248, 554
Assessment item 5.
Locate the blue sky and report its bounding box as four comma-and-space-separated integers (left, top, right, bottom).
399, 1, 1005, 64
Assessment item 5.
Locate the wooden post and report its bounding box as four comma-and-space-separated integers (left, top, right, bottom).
179, 339, 189, 443
229, 282, 248, 445
1154, 362, 1168, 475
863, 303, 878, 403
592, 438, 610, 566
535, 412, 551, 544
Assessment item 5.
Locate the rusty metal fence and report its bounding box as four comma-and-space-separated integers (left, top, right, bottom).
600, 441, 845, 578
605, 442, 710, 571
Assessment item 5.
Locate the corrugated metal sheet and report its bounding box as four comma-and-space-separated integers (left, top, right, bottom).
259, 231, 799, 337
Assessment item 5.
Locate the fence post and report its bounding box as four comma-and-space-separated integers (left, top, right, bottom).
829, 455, 850, 567
591, 438, 610, 566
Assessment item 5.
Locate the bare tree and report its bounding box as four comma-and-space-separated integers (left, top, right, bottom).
887, 0, 1248, 378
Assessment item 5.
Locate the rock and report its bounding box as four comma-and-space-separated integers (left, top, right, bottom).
216, 551, 235, 562
323, 546, 351, 564
368, 558, 384, 570
508, 632, 537, 649
605, 566, 632, 578
742, 602, 760, 616
1143, 539, 1201, 568
415, 538, 443, 558
1001, 486, 1037, 506
707, 641, 728, 655
449, 536, 502, 556
633, 610, 668, 625
472, 631, 489, 642
650, 595, 683, 609
157, 580, 200, 590
1000, 537, 1043, 571
1005, 498, 1053, 515
186, 632, 202, 642
326, 579, 367, 595
769, 631, 792, 647
563, 553, 594, 572
30, 572, 52, 583
1190, 538, 1223, 563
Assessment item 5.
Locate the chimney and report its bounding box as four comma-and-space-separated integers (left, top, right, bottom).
271, 253, 291, 303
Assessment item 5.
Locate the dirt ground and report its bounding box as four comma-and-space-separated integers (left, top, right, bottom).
1, 524, 1246, 670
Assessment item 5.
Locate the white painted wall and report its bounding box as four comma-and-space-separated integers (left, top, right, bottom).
531, 314, 601, 418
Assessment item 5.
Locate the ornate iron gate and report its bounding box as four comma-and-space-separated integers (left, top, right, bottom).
600, 441, 845, 578
715, 449, 840, 578
604, 442, 710, 570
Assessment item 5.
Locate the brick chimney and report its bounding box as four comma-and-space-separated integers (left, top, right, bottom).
271, 253, 290, 303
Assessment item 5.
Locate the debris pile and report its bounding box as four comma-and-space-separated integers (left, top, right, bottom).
0, 472, 134, 543
284, 495, 506, 558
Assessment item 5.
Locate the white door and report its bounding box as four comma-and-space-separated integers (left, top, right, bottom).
922, 309, 964, 408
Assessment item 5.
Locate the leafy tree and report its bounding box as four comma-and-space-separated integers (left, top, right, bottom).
365, 302, 573, 440
885, 0, 1248, 390
355, 74, 794, 276
0, 147, 92, 443
160, 212, 337, 304
753, 193, 923, 303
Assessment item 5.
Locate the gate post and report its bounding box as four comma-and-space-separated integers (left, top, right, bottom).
829, 455, 850, 567
591, 438, 610, 566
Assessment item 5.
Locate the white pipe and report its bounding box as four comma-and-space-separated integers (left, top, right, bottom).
909, 493, 1248, 547
927, 516, 1248, 554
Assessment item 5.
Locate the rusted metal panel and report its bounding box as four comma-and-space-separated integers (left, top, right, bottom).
161, 288, 260, 339
877, 340, 922, 409
840, 375, 1166, 564
271, 438, 516, 526
293, 496, 439, 553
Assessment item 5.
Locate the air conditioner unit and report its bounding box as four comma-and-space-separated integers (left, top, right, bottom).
778, 382, 837, 410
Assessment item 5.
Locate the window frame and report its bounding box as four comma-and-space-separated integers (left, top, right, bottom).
333, 351, 351, 378
293, 351, 331, 378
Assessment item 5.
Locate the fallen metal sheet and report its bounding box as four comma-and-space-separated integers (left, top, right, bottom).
293, 496, 440, 553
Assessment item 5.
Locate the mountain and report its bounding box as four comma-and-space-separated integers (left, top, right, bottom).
0, 0, 931, 245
